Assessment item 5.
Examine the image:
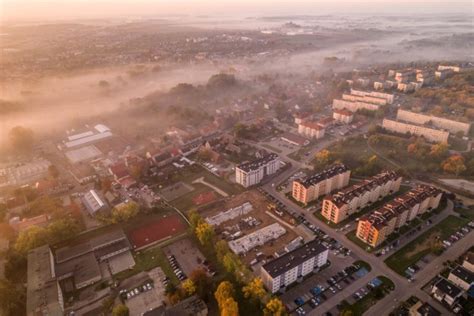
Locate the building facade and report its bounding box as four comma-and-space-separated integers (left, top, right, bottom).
260, 240, 328, 293
321, 171, 402, 224
356, 185, 442, 247
396, 109, 471, 135
297, 121, 325, 139
235, 153, 281, 188
382, 119, 450, 143
333, 109, 354, 124
292, 164, 351, 204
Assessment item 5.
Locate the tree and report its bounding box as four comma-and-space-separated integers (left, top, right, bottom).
264, 298, 286, 316
214, 281, 235, 310
112, 304, 129, 316
221, 297, 239, 316
25, 196, 62, 218
9, 126, 34, 153
315, 149, 331, 166
15, 226, 49, 254
195, 221, 214, 246
111, 201, 139, 223
442, 155, 467, 175
189, 269, 211, 299
0, 279, 25, 316
430, 143, 448, 159
47, 218, 80, 244
242, 278, 266, 301
181, 279, 196, 297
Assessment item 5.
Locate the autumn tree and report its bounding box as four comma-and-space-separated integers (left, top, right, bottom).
181, 279, 196, 297
195, 221, 214, 246
15, 226, 49, 254
442, 155, 467, 175
0, 279, 25, 315
221, 297, 239, 316
111, 201, 139, 223
430, 143, 448, 159
315, 149, 331, 166
242, 277, 266, 301
215, 281, 235, 310
264, 298, 286, 316
9, 126, 34, 153
189, 269, 212, 299
112, 304, 129, 316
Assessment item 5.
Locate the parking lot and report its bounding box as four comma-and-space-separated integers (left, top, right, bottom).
163, 238, 211, 279
281, 259, 369, 314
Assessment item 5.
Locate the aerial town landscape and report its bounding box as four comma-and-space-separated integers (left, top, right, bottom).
0, 1, 473, 316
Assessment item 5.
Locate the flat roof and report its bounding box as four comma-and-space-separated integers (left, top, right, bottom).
450, 265, 474, 284
55, 252, 101, 287
295, 164, 349, 188
65, 131, 112, 148
262, 239, 328, 278
237, 153, 279, 173
433, 278, 462, 298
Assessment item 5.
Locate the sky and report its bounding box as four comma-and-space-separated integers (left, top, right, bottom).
1, 0, 472, 21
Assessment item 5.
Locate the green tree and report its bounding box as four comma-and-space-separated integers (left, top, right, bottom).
47, 218, 80, 244
189, 269, 212, 299
111, 201, 139, 223
25, 196, 62, 218
9, 126, 34, 153
112, 304, 129, 316
15, 226, 49, 254
0, 279, 25, 316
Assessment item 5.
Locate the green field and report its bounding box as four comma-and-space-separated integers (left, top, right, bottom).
385, 215, 469, 276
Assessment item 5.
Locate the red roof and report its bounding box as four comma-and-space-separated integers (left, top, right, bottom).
334, 109, 354, 116
300, 121, 324, 130
110, 163, 129, 179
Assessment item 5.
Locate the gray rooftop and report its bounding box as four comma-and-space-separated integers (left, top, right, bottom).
237, 153, 279, 173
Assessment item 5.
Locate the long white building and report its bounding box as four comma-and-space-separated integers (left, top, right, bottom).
260, 240, 328, 293
235, 153, 281, 187
382, 119, 450, 143
396, 109, 471, 135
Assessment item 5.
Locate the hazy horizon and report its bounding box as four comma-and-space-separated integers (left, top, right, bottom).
1, 0, 473, 22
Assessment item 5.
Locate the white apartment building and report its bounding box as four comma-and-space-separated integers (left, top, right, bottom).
382, 119, 450, 143
333, 109, 354, 124
342, 93, 388, 106
438, 65, 461, 72
332, 99, 379, 113
397, 109, 471, 135
235, 153, 281, 187
350, 89, 394, 104
297, 121, 325, 139
260, 240, 328, 293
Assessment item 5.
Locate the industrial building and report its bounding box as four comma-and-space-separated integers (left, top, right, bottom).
260, 240, 328, 293
356, 185, 442, 247
235, 153, 281, 187
82, 189, 108, 216
321, 171, 402, 224
63, 124, 112, 149
292, 164, 351, 204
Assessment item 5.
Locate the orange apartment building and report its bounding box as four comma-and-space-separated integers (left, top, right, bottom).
321, 171, 402, 224
356, 185, 443, 247
292, 164, 351, 205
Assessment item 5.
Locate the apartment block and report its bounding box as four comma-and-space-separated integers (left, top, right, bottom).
333, 109, 354, 124
297, 121, 325, 139
448, 265, 474, 291
342, 93, 388, 106
235, 153, 281, 187
292, 164, 351, 204
397, 109, 471, 135
260, 240, 328, 293
332, 98, 380, 113
356, 185, 442, 247
382, 119, 449, 143
321, 171, 402, 224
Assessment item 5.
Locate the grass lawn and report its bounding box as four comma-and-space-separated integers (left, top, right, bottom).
454, 206, 474, 220
340, 276, 395, 316
385, 215, 469, 276
346, 230, 375, 252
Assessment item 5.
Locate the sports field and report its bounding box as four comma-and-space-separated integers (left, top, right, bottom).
127, 214, 186, 249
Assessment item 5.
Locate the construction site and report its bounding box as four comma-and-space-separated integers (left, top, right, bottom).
199, 190, 303, 266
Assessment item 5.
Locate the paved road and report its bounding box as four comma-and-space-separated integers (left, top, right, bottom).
261, 165, 461, 316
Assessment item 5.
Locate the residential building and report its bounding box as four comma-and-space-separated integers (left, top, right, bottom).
356, 185, 442, 247
321, 171, 402, 224
463, 252, 474, 273
280, 132, 310, 146
395, 70, 416, 83
27, 246, 64, 316
9, 214, 50, 232
438, 65, 461, 72
435, 69, 453, 79
448, 265, 474, 291
292, 164, 351, 204
235, 153, 281, 187
260, 240, 328, 293
333, 109, 354, 124
297, 121, 325, 139
431, 278, 463, 306
397, 82, 416, 93
332, 98, 379, 113
396, 109, 471, 135
342, 93, 388, 106
382, 119, 450, 143
408, 301, 441, 316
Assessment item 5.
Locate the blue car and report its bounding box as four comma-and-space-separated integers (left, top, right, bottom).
294, 297, 305, 306
310, 286, 322, 296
